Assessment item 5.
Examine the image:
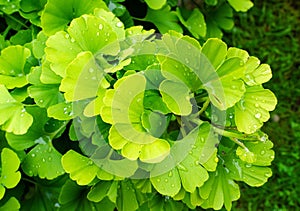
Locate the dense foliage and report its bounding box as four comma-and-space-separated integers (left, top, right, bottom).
0, 0, 277, 210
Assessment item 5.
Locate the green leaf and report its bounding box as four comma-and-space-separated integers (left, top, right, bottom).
159, 80, 193, 116
0, 197, 20, 211
41, 0, 108, 35
199, 164, 240, 210
0, 148, 21, 200
5, 107, 49, 150
149, 194, 186, 211
203, 57, 246, 110
21, 176, 67, 210
205, 3, 234, 38
144, 6, 183, 34
227, 140, 274, 187
62, 150, 102, 185
143, 90, 170, 115
244, 57, 272, 86
60, 51, 106, 101
145, 0, 166, 10
201, 38, 227, 69
59, 180, 115, 211
40, 60, 62, 84
141, 110, 168, 137
151, 123, 219, 195
45, 31, 82, 77
227, 0, 254, 12
0, 0, 19, 14
22, 143, 65, 179
32, 31, 48, 59
0, 85, 33, 135
9, 29, 32, 45
177, 8, 206, 38
47, 101, 76, 120
235, 86, 277, 134
0, 45, 31, 89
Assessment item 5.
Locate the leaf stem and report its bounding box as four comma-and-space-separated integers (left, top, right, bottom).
230, 137, 249, 152
5, 14, 29, 29
213, 126, 260, 141
196, 97, 210, 116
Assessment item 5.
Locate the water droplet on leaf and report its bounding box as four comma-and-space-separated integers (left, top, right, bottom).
255, 113, 262, 119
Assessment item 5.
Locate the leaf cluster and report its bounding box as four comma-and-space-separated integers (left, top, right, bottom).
0, 0, 276, 210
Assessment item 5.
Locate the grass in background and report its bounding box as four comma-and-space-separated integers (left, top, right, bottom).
223, 0, 300, 210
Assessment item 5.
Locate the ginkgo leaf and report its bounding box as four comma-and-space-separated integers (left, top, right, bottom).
0, 148, 21, 200
0, 197, 20, 211
59, 180, 116, 211
235, 86, 277, 134
228, 0, 254, 12
21, 143, 65, 179
205, 3, 234, 38
202, 57, 246, 110
5, 107, 49, 150
144, 0, 166, 10
62, 150, 103, 185
47, 101, 76, 120
143, 6, 183, 34
41, 0, 109, 35
40, 60, 62, 84
227, 140, 274, 187
0, 45, 31, 89
60, 51, 106, 101
0, 85, 33, 135
199, 164, 240, 211
150, 123, 219, 196
177, 8, 206, 39
159, 80, 193, 116
21, 176, 66, 211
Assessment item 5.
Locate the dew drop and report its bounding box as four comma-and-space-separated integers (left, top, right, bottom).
42, 158, 46, 162
48, 147, 53, 153
260, 150, 266, 155
231, 85, 236, 89
164, 179, 168, 183
91, 76, 97, 80
88, 160, 93, 165
245, 163, 252, 168
195, 161, 200, 165
48, 157, 52, 161
156, 178, 161, 182
116, 22, 123, 28
270, 155, 275, 159
89, 68, 94, 73
168, 171, 173, 177
200, 137, 205, 143
65, 34, 70, 39
96, 32, 100, 36
28, 170, 33, 175
264, 172, 272, 177
31, 154, 36, 157
99, 24, 103, 30
39, 99, 44, 104
255, 103, 259, 108
171, 184, 175, 187
185, 58, 190, 64
255, 113, 262, 119
54, 203, 61, 208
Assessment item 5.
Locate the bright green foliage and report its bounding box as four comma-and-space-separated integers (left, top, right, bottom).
0, 197, 20, 211
227, 0, 253, 12
0, 148, 21, 200
0, 85, 33, 135
41, 0, 108, 35
0, 0, 276, 210
0, 45, 31, 89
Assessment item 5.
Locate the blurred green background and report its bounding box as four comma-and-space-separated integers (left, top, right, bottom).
223, 0, 300, 210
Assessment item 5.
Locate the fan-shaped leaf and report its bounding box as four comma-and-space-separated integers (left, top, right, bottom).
0, 148, 21, 200
0, 85, 33, 135
228, 0, 253, 12
235, 86, 277, 134
41, 0, 108, 35
22, 143, 65, 179
0, 45, 31, 89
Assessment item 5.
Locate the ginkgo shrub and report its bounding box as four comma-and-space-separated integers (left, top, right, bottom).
0, 0, 276, 210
